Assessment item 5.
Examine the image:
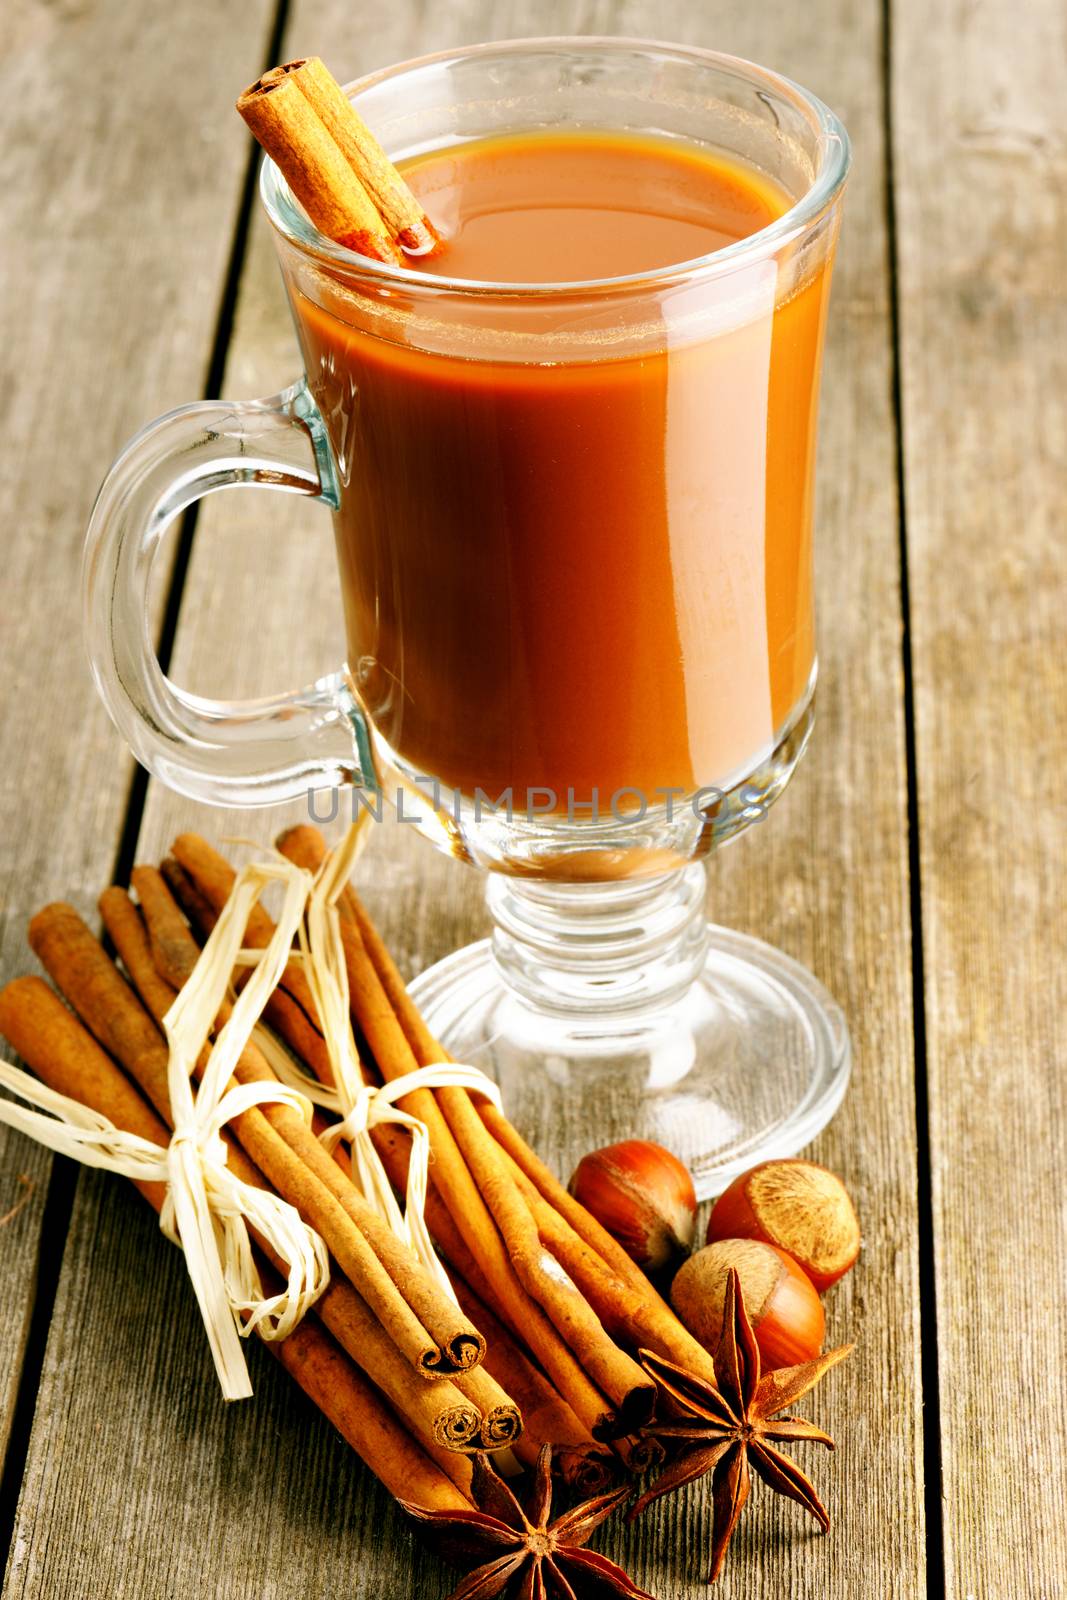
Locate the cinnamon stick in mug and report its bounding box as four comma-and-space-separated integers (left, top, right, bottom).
267, 57, 439, 254
237, 57, 439, 261
237, 67, 403, 264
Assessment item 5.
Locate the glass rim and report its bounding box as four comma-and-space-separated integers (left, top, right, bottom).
259, 35, 851, 299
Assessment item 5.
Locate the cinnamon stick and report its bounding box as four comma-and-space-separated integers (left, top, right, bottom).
270, 57, 439, 255
98, 887, 483, 1454
0, 975, 167, 1215
237, 68, 403, 264
0, 976, 468, 1512
492, 1134, 719, 1382
613, 1433, 666, 1477
451, 1363, 523, 1450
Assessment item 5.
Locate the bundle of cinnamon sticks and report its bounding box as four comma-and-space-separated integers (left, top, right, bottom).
0, 826, 719, 1511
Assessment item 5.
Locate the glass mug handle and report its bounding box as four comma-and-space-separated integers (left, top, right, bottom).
82, 377, 375, 808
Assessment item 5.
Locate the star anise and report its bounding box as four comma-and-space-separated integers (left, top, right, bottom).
630, 1268, 852, 1581
401, 1443, 657, 1599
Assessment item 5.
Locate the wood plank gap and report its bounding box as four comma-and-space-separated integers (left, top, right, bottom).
111, 0, 294, 893
0, 1161, 79, 1573
880, 3, 946, 1593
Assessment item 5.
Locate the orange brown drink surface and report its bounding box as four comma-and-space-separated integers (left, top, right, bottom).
289, 129, 835, 806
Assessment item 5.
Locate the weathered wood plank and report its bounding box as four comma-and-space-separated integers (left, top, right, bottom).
0, 0, 277, 1474
891, 0, 1067, 1591
6, 0, 921, 1595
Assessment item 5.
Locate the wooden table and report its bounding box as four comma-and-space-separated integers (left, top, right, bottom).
2, 1, 1063, 1595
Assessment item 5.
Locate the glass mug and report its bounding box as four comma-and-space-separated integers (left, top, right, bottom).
84, 39, 851, 1192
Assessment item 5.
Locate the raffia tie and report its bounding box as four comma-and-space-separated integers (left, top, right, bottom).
0, 860, 331, 1402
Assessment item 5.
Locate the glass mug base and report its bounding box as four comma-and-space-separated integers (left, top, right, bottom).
410, 874, 851, 1201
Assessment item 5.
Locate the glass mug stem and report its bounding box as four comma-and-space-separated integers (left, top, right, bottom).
488, 865, 710, 1019
82, 378, 375, 807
